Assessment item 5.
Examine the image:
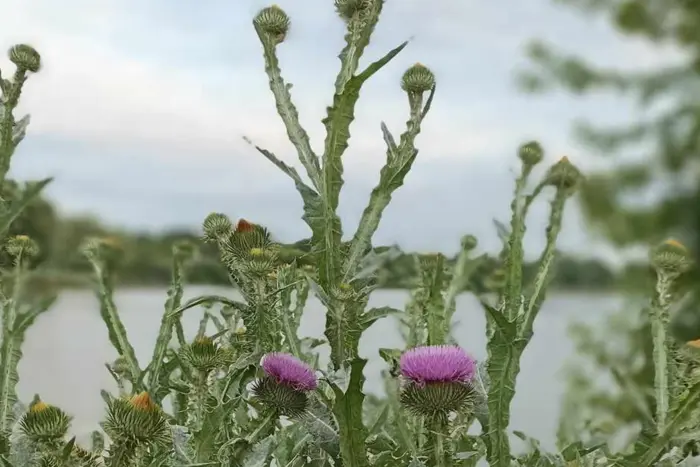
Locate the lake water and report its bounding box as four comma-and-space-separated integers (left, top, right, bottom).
16, 286, 622, 451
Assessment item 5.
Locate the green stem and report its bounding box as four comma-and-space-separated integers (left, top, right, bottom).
520, 190, 567, 339
430, 415, 451, 467
650, 272, 673, 431
0, 257, 23, 430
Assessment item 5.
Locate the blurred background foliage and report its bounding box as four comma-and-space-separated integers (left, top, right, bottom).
7, 179, 636, 290
519, 0, 700, 451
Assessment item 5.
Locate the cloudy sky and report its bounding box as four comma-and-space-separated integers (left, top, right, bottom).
0, 0, 683, 258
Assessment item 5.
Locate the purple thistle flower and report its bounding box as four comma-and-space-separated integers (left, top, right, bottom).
400, 345, 476, 386
261, 352, 318, 391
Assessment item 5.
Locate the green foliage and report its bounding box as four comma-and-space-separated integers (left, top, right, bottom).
4, 2, 700, 467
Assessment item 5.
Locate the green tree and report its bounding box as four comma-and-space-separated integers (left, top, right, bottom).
519, 0, 700, 452
520, 0, 700, 256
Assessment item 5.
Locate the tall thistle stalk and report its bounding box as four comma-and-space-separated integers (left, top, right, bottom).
482, 148, 582, 466
248, 2, 433, 465
0, 45, 55, 439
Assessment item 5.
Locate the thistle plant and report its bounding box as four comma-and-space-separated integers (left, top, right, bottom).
6, 2, 700, 467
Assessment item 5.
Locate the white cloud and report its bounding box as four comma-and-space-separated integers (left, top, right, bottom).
1, 0, 685, 169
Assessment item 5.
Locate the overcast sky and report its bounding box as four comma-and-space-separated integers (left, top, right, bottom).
0, 0, 684, 258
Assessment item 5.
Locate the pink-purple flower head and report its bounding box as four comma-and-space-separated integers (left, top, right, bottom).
400, 345, 476, 386
261, 352, 318, 391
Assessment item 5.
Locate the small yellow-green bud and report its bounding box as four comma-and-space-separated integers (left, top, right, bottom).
518, 141, 544, 167
651, 239, 692, 276
401, 63, 435, 94
253, 5, 291, 44
544, 156, 582, 191
250, 247, 264, 257
5, 234, 39, 259
9, 44, 41, 73
19, 398, 71, 441
202, 212, 232, 242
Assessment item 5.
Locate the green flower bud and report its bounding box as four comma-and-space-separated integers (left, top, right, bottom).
400, 381, 474, 420
251, 376, 309, 418
81, 236, 123, 264
401, 63, 435, 94
334, 0, 372, 21
9, 44, 41, 73
253, 5, 291, 44
103, 392, 170, 445
460, 235, 478, 251
518, 141, 544, 167
544, 156, 582, 191
651, 239, 692, 277
180, 336, 232, 373
202, 212, 232, 243
330, 282, 358, 301
418, 252, 445, 273
19, 398, 71, 441
173, 239, 197, 260
5, 234, 39, 259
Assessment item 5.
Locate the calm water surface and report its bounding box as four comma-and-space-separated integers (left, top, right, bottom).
17, 287, 622, 450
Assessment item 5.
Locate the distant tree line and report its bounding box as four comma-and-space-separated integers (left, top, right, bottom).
4, 180, 650, 290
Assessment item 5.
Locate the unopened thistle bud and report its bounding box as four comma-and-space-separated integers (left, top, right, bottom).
253, 5, 290, 45
81, 236, 123, 264
180, 336, 231, 373
460, 234, 478, 251
544, 156, 582, 191
401, 63, 435, 94
651, 239, 692, 277
202, 212, 233, 243
9, 44, 41, 73
19, 398, 71, 441
6, 234, 39, 259
173, 240, 196, 260
399, 345, 476, 419
235, 218, 255, 233
334, 0, 372, 21
252, 352, 318, 417
518, 141, 544, 167
103, 392, 169, 445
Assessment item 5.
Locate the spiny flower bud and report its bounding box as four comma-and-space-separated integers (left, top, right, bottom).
235, 218, 255, 233
544, 156, 582, 191
103, 392, 169, 445
81, 236, 123, 264
19, 398, 72, 441
334, 0, 372, 21
460, 235, 478, 251
330, 282, 358, 301
180, 336, 232, 373
252, 352, 318, 417
9, 44, 41, 73
253, 5, 290, 45
399, 345, 476, 419
5, 234, 39, 259
202, 212, 232, 243
401, 63, 435, 94
173, 239, 196, 261
651, 239, 692, 277
518, 141, 544, 167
